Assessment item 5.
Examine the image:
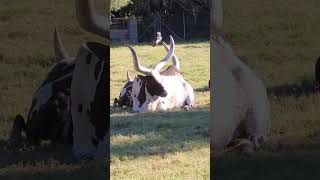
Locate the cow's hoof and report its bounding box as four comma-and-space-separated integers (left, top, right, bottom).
241, 144, 254, 157
183, 106, 191, 111
8, 115, 25, 145
231, 139, 254, 157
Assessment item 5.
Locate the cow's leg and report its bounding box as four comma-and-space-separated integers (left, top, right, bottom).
113, 98, 119, 108
244, 106, 269, 149
228, 138, 254, 156
182, 105, 190, 111
184, 83, 194, 110
9, 115, 26, 145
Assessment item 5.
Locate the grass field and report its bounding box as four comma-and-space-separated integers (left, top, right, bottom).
3, 0, 320, 179
0, 0, 107, 179
213, 0, 320, 179
110, 42, 210, 179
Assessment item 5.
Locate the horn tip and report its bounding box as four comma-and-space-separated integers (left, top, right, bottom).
169, 35, 175, 44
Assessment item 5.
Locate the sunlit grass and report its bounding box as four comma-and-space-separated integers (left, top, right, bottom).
110, 42, 210, 179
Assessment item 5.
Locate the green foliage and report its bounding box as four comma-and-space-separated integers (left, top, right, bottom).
114, 0, 209, 15
111, 0, 132, 11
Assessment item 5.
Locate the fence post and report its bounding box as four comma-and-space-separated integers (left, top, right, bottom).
128, 16, 138, 43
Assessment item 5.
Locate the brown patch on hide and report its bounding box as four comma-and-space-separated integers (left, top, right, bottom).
160, 65, 179, 76
87, 42, 109, 144
135, 75, 167, 107
86, 53, 92, 64
94, 61, 102, 80
136, 77, 147, 108
91, 136, 98, 148
43, 60, 75, 85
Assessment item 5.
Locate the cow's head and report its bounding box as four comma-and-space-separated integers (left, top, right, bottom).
127, 36, 175, 112
115, 38, 180, 109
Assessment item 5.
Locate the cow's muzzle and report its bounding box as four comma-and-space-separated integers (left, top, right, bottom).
160, 91, 168, 97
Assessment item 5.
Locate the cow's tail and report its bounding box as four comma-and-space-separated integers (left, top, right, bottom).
8, 114, 26, 145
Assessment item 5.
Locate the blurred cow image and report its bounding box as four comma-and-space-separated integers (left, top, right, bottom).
9, 0, 109, 160
71, 42, 108, 160
9, 29, 74, 146
211, 0, 270, 153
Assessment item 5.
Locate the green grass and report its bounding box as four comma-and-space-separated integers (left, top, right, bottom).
213, 0, 320, 179
110, 42, 210, 179
0, 0, 107, 179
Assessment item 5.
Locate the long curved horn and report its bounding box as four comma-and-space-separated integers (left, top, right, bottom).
154, 35, 175, 72
162, 41, 180, 70
54, 28, 69, 62
75, 0, 109, 38
126, 45, 153, 75
211, 0, 223, 29
127, 71, 133, 81
211, 0, 225, 40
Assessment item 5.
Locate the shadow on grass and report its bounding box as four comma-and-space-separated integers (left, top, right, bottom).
0, 140, 107, 180
212, 147, 320, 180
111, 109, 210, 158
212, 132, 320, 180
195, 86, 210, 93
267, 79, 319, 97
0, 140, 74, 167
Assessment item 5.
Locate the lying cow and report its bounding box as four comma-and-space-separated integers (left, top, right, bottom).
113, 41, 181, 109
211, 0, 270, 153
127, 36, 194, 113
9, 0, 108, 160
9, 29, 74, 145
9, 31, 108, 160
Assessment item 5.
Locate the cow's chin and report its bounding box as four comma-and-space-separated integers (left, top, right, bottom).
159, 91, 168, 97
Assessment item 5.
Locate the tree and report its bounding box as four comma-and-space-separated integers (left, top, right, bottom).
111, 0, 132, 11
129, 0, 209, 16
